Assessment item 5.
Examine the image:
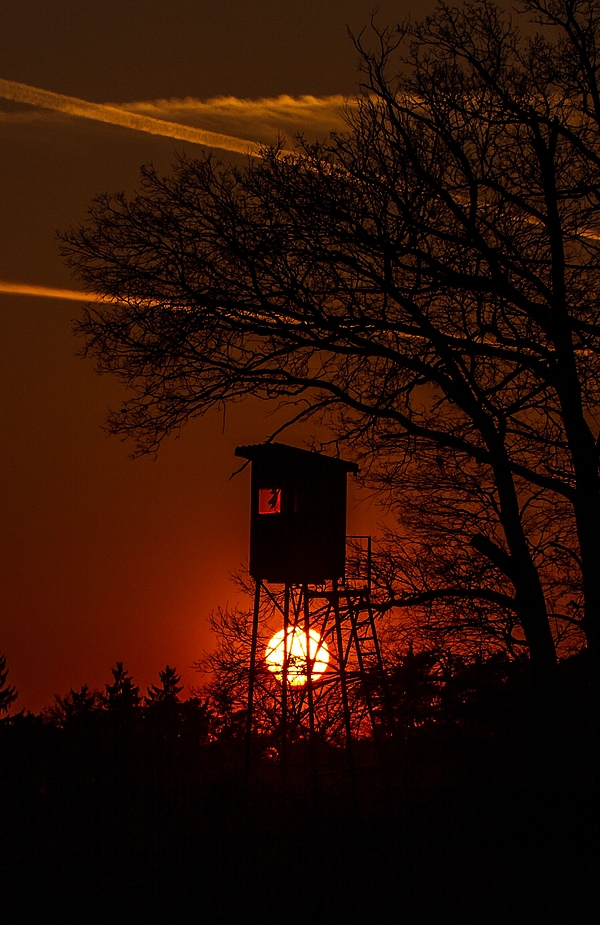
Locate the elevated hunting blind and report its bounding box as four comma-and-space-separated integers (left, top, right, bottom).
235, 443, 358, 584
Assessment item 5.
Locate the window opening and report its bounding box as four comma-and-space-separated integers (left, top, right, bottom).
258, 488, 282, 514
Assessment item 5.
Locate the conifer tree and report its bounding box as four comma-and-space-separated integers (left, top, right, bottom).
102, 661, 141, 713
146, 665, 183, 704
47, 684, 100, 727
0, 653, 17, 714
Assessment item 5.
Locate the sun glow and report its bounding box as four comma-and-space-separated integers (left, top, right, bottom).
265, 627, 329, 686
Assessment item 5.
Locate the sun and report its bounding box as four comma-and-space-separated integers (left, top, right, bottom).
265, 627, 329, 686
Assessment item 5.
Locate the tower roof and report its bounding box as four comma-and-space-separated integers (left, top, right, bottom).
235, 442, 358, 473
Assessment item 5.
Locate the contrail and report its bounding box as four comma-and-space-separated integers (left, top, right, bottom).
0, 77, 275, 156
0, 280, 108, 302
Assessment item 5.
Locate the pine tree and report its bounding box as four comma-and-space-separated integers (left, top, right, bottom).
145, 666, 184, 743
146, 665, 183, 705
0, 653, 17, 714
45, 684, 101, 730
101, 661, 141, 713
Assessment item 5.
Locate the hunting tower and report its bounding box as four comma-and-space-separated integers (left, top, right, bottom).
236, 442, 389, 794
235, 442, 358, 584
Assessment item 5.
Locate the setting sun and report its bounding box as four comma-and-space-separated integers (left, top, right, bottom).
265, 627, 329, 686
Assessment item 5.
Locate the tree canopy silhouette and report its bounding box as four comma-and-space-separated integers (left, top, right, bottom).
62, 0, 600, 684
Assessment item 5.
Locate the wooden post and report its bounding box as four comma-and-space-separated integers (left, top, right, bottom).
245, 579, 262, 797
332, 579, 358, 806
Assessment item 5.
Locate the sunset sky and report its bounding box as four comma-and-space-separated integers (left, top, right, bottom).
0, 0, 423, 711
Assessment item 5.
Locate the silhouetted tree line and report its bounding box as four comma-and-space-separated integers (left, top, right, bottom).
15, 662, 214, 746
0, 645, 595, 921
0, 640, 594, 748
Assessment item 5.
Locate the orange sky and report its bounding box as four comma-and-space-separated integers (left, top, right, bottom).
0, 0, 419, 712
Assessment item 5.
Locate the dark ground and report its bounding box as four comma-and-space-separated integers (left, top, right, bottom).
0, 658, 596, 924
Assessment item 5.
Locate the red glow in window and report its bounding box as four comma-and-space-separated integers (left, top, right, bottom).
259, 488, 282, 514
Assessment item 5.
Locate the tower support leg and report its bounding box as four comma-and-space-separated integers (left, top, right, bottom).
281, 583, 290, 788
344, 587, 379, 737
332, 579, 358, 807
245, 579, 262, 795
303, 583, 320, 812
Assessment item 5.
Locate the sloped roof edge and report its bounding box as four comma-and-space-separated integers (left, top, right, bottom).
235, 442, 359, 473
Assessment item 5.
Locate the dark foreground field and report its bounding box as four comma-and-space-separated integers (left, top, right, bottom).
0, 662, 596, 923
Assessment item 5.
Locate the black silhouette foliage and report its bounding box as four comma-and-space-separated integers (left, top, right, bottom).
146, 664, 183, 704
101, 661, 141, 713
45, 683, 101, 727
0, 653, 18, 714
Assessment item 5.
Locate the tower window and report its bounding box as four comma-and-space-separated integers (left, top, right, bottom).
258, 488, 282, 514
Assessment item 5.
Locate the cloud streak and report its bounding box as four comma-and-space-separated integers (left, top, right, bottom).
121, 94, 352, 142
0, 83, 354, 303
0, 77, 270, 156
0, 79, 352, 146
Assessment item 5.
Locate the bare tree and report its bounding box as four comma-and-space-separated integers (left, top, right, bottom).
197, 602, 362, 748
370, 438, 584, 661
61, 0, 600, 687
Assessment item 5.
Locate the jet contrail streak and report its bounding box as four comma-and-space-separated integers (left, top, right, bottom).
0, 77, 273, 156
0, 280, 105, 302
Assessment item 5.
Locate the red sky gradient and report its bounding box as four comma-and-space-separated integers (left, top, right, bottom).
0, 0, 423, 712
